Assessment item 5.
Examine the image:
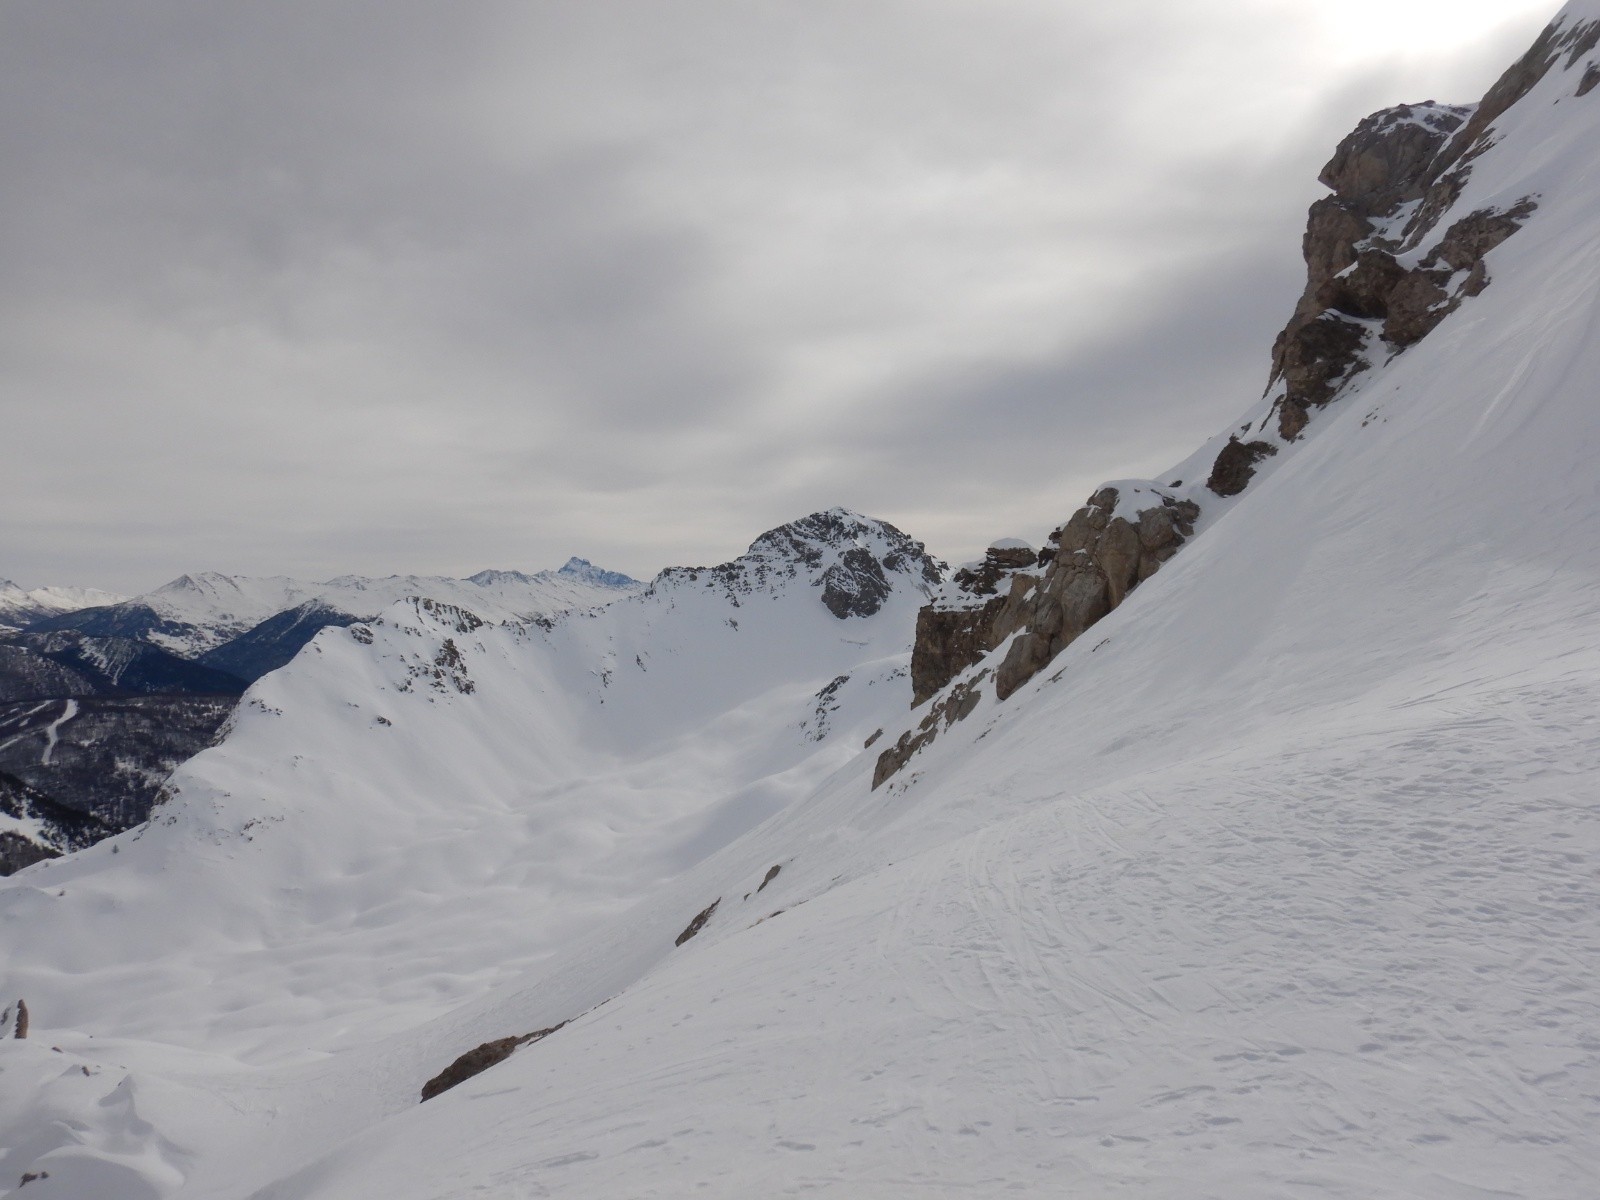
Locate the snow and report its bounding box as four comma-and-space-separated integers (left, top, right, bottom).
37, 699, 77, 767
0, 582, 125, 632
127, 565, 643, 655
5, 15, 1600, 1200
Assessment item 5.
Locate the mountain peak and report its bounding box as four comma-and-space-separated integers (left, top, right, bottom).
648, 509, 945, 620
554, 558, 640, 590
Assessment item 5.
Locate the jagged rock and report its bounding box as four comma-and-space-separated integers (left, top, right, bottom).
1271, 311, 1372, 440
890, 487, 1200, 777
413, 598, 485, 635
873, 671, 989, 788
989, 490, 1197, 704
1318, 103, 1469, 212
1579, 62, 1600, 96
908, 541, 1043, 706
819, 547, 893, 619
674, 898, 720, 946
1402, 17, 1592, 245
1207, 438, 1279, 497
1251, 74, 1543, 459
419, 1022, 566, 1101
1426, 199, 1540, 273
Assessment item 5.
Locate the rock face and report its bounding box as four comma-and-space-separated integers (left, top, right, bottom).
909, 542, 1044, 707
884, 490, 1197, 783
992, 490, 1198, 703
1206, 438, 1278, 498
874, 670, 990, 789
1257, 11, 1599, 456
1263, 88, 1543, 447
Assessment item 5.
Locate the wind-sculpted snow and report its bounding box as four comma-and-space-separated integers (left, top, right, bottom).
5, 12, 1600, 1198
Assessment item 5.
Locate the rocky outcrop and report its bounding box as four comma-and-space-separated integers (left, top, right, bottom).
819, 547, 894, 618
1256, 23, 1573, 453
881, 489, 1197, 785
909, 542, 1043, 706
1206, 438, 1278, 498
674, 898, 721, 946
992, 489, 1198, 703
874, 670, 990, 789
881, 17, 1580, 788
419, 1021, 567, 1102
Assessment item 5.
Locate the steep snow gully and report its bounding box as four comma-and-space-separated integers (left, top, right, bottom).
5, 6, 1600, 1198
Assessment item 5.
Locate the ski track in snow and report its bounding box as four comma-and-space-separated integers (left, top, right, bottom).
36, 698, 79, 767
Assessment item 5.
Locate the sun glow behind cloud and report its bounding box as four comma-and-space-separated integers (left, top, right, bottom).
1306, 0, 1556, 62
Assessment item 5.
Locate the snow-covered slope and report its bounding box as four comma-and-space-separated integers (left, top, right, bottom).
4, 8, 1600, 1199
0, 510, 941, 1058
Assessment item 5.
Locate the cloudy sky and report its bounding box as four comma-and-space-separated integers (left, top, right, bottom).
2, 0, 1558, 592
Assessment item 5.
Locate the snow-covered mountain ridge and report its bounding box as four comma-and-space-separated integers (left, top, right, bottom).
0, 511, 942, 1063
0, 557, 647, 870
35, 558, 645, 659
0, 581, 124, 636
3, 6, 1600, 1197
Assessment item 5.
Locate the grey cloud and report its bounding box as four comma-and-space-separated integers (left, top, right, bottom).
0, 0, 1559, 590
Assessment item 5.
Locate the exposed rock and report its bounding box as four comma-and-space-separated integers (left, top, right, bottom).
873, 671, 989, 789
820, 548, 893, 619
13, 998, 27, 1039
1249, 75, 1545, 460
909, 488, 1199, 735
757, 864, 781, 893
675, 898, 720, 946
413, 598, 485, 635
883, 487, 1203, 784
805, 675, 851, 742
1206, 438, 1279, 497
1579, 62, 1600, 96
419, 1021, 566, 1101
1402, 17, 1591, 245
886, 486, 1201, 784
907, 541, 1045, 706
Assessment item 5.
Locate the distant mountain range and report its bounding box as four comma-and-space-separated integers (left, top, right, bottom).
0, 559, 643, 862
